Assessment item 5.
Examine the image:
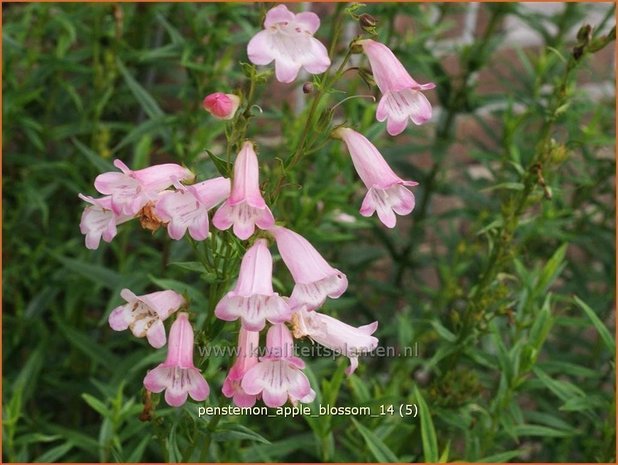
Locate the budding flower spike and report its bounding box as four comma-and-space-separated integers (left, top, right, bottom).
202, 92, 241, 120
155, 176, 231, 241
247, 4, 330, 83
241, 323, 315, 408
94, 159, 195, 216
108, 288, 185, 349
359, 39, 436, 136
143, 313, 210, 407
78, 194, 132, 250
212, 141, 275, 240
334, 127, 418, 228
215, 238, 291, 331
222, 328, 260, 407
292, 306, 378, 375
270, 226, 348, 311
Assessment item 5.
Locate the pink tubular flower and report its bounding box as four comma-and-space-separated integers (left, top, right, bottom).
270, 226, 347, 311
94, 159, 195, 217
360, 39, 436, 136
143, 313, 209, 407
78, 194, 132, 249
222, 328, 260, 407
215, 239, 291, 331
212, 141, 275, 240
293, 306, 378, 375
241, 324, 315, 407
155, 177, 231, 241
334, 127, 418, 228
247, 4, 331, 83
203, 92, 241, 120
108, 288, 185, 348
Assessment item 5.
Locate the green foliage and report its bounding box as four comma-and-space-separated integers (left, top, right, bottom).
3, 2, 615, 463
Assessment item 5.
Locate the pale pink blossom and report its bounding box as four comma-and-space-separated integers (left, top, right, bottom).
94, 159, 194, 216
143, 313, 209, 407
334, 127, 418, 228
293, 306, 378, 375
212, 141, 275, 240
222, 328, 260, 407
78, 194, 132, 249
241, 324, 315, 407
203, 92, 241, 120
270, 226, 347, 311
155, 177, 231, 241
108, 288, 185, 348
215, 239, 291, 331
360, 39, 435, 136
247, 4, 330, 83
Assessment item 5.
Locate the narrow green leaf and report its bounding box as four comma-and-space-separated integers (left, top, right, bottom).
574, 295, 615, 353
413, 385, 439, 462
351, 418, 399, 463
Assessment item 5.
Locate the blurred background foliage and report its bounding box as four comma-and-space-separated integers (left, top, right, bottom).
3, 2, 616, 462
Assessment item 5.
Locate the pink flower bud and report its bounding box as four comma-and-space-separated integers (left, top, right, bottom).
202, 92, 241, 120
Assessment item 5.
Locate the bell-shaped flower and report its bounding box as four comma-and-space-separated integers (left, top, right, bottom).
292, 306, 378, 375
94, 159, 194, 217
108, 288, 185, 348
78, 194, 132, 249
334, 127, 418, 228
203, 92, 241, 120
270, 226, 347, 311
222, 328, 260, 407
215, 239, 291, 331
360, 39, 436, 136
241, 324, 315, 408
247, 4, 330, 83
155, 177, 231, 241
143, 313, 210, 407
212, 141, 275, 240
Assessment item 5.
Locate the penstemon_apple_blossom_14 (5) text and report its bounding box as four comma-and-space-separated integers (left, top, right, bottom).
78, 4, 435, 411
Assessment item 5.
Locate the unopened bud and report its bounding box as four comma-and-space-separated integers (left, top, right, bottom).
202, 92, 241, 120
302, 82, 314, 94
359, 13, 378, 34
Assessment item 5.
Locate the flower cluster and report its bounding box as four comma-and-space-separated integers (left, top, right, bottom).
78, 4, 434, 410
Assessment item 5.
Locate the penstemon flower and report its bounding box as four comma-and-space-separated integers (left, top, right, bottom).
215, 239, 291, 331
334, 127, 418, 228
241, 324, 315, 408
212, 141, 275, 240
203, 92, 241, 120
108, 288, 185, 348
143, 312, 210, 407
94, 159, 194, 216
360, 39, 436, 136
155, 177, 231, 241
270, 226, 348, 311
222, 328, 260, 407
78, 194, 132, 249
247, 4, 330, 83
292, 306, 378, 375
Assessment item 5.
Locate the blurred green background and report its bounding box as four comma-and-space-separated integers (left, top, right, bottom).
3, 2, 616, 462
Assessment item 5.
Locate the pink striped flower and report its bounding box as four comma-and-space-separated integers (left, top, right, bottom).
212, 141, 275, 240
94, 159, 194, 216
203, 92, 241, 120
215, 239, 291, 331
334, 127, 418, 228
108, 288, 185, 349
360, 39, 436, 136
270, 226, 347, 311
241, 324, 315, 407
222, 328, 260, 407
247, 4, 330, 83
293, 306, 378, 375
155, 177, 231, 241
78, 194, 132, 249
143, 313, 210, 407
